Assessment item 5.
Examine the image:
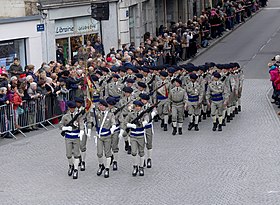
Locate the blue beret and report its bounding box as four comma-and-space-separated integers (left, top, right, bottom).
123, 86, 133, 93
67, 101, 76, 108
119, 66, 127, 72
167, 67, 176, 73
106, 97, 116, 105
112, 74, 120, 79
189, 73, 198, 80
213, 72, 221, 78
91, 74, 99, 81
74, 97, 84, 104
133, 100, 144, 107
137, 81, 147, 88
126, 78, 135, 83
135, 73, 143, 79
95, 70, 103, 76
159, 71, 168, 77
142, 66, 150, 73
139, 93, 150, 101
110, 66, 119, 73
101, 67, 110, 73
174, 78, 182, 85
99, 99, 108, 107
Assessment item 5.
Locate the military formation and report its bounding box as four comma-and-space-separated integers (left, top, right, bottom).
59, 62, 244, 179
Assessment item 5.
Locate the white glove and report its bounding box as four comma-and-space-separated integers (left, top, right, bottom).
118, 129, 124, 139
62, 126, 72, 131
127, 123, 137, 129
79, 130, 85, 141
110, 125, 117, 134
151, 110, 157, 119
87, 129, 92, 139
142, 120, 148, 127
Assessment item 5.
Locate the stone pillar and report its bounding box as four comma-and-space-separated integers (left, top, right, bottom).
134, 2, 142, 46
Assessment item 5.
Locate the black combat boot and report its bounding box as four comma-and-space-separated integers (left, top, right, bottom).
168, 116, 172, 124
212, 123, 217, 131
202, 113, 207, 120
184, 110, 188, 118
139, 167, 144, 176
161, 119, 164, 128
234, 107, 238, 114
125, 141, 129, 151
73, 169, 78, 179
154, 115, 159, 122
164, 124, 168, 131
198, 115, 202, 123
147, 158, 152, 168
172, 127, 177, 135
222, 119, 226, 126
230, 113, 233, 120
218, 124, 223, 131
226, 116, 231, 123
178, 128, 183, 135
78, 156, 82, 167
80, 161, 85, 171
207, 110, 211, 117
97, 164, 105, 176
104, 168, 109, 178
188, 122, 194, 131
113, 161, 118, 171
232, 111, 235, 118
132, 166, 138, 176
127, 146, 132, 155
238, 105, 241, 112
68, 165, 74, 176
194, 124, 199, 131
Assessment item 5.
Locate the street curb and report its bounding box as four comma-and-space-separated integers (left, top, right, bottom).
179, 8, 263, 64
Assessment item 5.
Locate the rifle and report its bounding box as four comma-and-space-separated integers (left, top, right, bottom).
113, 99, 133, 115
61, 109, 85, 136
106, 76, 113, 84
127, 101, 160, 130
121, 76, 128, 84
149, 82, 167, 96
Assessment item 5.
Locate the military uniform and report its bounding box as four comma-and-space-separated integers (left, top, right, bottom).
185, 74, 203, 131
59, 101, 84, 179
125, 101, 150, 176
206, 73, 229, 131
169, 79, 186, 135
105, 78, 123, 103
94, 100, 116, 178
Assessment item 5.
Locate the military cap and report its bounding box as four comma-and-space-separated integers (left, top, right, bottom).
123, 86, 133, 93
213, 72, 221, 78
139, 93, 150, 101
137, 81, 147, 88
101, 67, 110, 73
119, 66, 127, 72
95, 70, 103, 76
74, 97, 84, 104
133, 100, 144, 107
174, 78, 182, 85
189, 73, 198, 80
112, 74, 120, 79
142, 66, 150, 73
99, 99, 108, 107
91, 74, 99, 81
159, 71, 168, 77
67, 101, 76, 108
106, 97, 116, 106
110, 66, 119, 73
167, 67, 176, 73
135, 73, 144, 79
126, 78, 135, 83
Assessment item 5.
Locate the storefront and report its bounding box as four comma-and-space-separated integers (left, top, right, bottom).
0, 16, 43, 70
54, 16, 100, 62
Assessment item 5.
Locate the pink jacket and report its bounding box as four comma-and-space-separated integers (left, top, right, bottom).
269, 69, 278, 82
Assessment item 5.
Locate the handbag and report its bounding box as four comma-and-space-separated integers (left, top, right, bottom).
17, 106, 24, 115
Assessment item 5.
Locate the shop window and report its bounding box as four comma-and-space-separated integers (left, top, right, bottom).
56, 38, 69, 63
0, 39, 26, 70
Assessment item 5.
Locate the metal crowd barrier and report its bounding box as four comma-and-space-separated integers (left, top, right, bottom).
0, 104, 16, 139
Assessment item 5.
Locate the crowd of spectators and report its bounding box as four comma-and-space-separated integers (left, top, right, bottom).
0, 0, 266, 138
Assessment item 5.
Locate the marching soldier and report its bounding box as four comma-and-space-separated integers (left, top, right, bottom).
119, 86, 135, 154
94, 99, 116, 178
186, 73, 203, 131
155, 71, 170, 131
105, 74, 123, 103
206, 72, 229, 131
169, 78, 186, 135
123, 100, 150, 176
59, 101, 84, 179
106, 97, 123, 171
140, 93, 157, 168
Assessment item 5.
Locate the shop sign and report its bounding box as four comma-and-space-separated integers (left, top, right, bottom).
55, 17, 99, 36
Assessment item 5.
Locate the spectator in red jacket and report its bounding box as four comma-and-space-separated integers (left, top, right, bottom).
273, 68, 280, 108
11, 85, 22, 129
